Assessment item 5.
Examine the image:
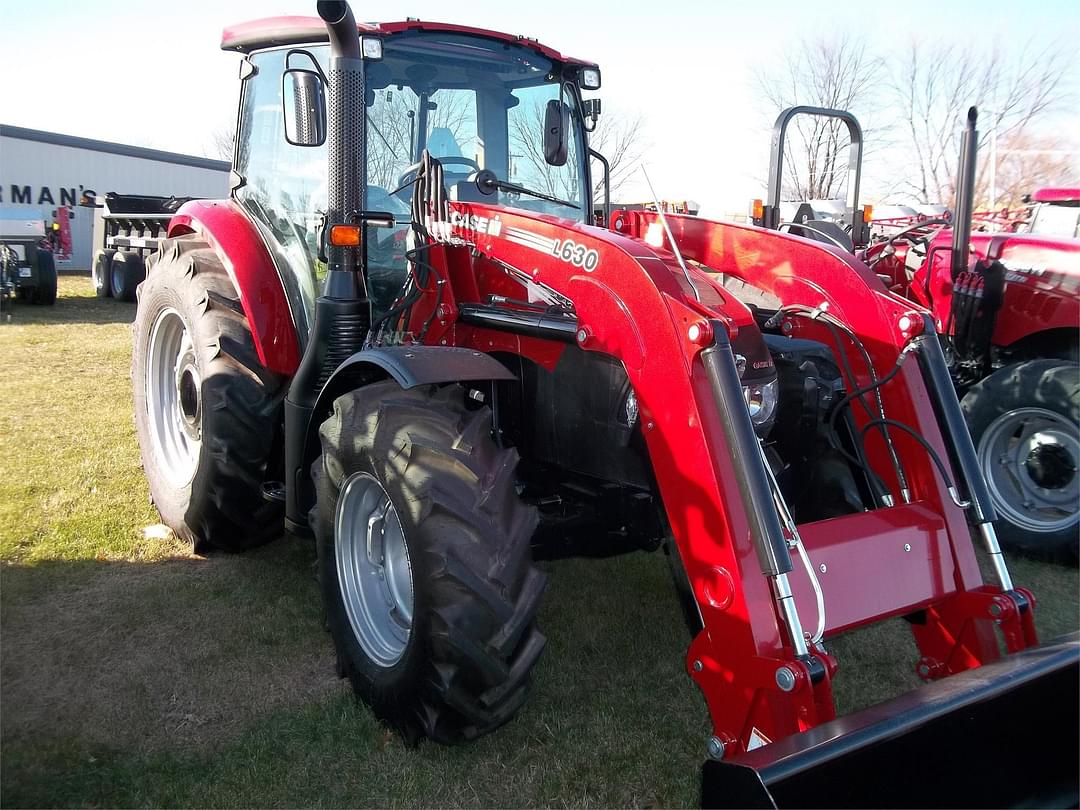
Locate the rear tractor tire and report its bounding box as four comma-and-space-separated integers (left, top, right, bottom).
311, 381, 546, 743
132, 236, 285, 551
110, 250, 144, 302
92, 249, 116, 298
962, 359, 1079, 562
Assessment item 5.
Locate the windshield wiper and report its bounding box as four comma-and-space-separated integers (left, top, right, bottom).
474, 170, 580, 210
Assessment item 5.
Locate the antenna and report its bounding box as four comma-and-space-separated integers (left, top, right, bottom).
640, 165, 702, 303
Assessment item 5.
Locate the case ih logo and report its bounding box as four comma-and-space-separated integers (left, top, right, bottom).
449, 210, 503, 236
1, 185, 85, 207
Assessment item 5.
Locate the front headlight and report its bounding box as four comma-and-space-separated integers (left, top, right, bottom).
743, 377, 779, 428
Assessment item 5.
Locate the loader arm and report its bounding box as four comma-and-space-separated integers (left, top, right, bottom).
423, 202, 1044, 764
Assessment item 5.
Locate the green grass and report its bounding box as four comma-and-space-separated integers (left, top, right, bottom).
1, 278, 1077, 808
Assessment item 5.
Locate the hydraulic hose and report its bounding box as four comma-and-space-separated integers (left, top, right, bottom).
772, 304, 911, 501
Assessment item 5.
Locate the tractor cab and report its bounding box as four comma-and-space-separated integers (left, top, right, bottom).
224, 18, 600, 338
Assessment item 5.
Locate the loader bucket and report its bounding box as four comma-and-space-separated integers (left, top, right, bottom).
702, 633, 1079, 809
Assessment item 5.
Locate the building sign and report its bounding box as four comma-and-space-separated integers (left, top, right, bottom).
1, 185, 86, 207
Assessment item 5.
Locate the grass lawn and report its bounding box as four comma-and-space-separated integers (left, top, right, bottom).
2, 278, 1077, 808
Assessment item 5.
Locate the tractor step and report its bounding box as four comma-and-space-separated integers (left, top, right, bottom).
702, 632, 1079, 808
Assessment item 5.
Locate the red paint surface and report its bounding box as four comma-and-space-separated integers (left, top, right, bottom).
421, 203, 1034, 753
168, 200, 300, 375
1032, 187, 1080, 204
868, 227, 1080, 348
220, 16, 597, 67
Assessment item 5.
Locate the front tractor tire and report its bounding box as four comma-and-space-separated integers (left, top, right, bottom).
311, 381, 546, 744
962, 359, 1080, 561
132, 236, 285, 551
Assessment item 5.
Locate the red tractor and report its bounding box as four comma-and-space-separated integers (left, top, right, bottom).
131, 6, 1078, 805
755, 106, 1079, 561
1022, 187, 1080, 239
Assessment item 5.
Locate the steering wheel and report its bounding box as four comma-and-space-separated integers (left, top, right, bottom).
396, 157, 481, 190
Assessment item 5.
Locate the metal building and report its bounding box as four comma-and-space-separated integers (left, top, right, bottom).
0, 125, 229, 270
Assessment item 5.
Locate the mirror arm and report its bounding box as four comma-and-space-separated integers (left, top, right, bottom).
284, 48, 328, 82
589, 148, 611, 227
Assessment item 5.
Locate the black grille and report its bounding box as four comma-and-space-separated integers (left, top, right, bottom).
326, 62, 365, 271
318, 311, 369, 389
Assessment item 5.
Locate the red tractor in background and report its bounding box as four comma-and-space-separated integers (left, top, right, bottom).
755, 106, 1079, 561
129, 5, 1078, 805
1022, 187, 1080, 239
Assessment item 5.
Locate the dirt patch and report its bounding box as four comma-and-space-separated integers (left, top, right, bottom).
0, 541, 345, 752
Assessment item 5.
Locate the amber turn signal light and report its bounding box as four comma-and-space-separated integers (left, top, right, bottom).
329, 225, 362, 247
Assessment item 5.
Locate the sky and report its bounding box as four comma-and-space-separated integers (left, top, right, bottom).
2, 0, 1078, 216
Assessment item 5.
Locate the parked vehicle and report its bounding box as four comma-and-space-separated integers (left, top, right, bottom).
129, 9, 1077, 806
0, 217, 57, 306
83, 192, 192, 301
1023, 187, 1080, 239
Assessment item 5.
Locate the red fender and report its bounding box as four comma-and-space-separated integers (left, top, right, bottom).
168, 199, 301, 375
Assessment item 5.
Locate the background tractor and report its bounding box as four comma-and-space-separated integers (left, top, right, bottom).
130, 4, 1078, 805
754, 106, 1079, 561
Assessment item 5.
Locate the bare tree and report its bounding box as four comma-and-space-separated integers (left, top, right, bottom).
890, 38, 1075, 206
208, 121, 236, 162
587, 109, 649, 201
991, 131, 1080, 209
508, 101, 649, 204
753, 35, 881, 200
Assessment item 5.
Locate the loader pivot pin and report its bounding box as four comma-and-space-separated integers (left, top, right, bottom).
775, 666, 797, 692
706, 736, 726, 761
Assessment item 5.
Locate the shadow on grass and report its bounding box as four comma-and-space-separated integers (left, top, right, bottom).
2, 537, 1076, 808
0, 539, 338, 758
1, 545, 712, 808
3, 294, 136, 327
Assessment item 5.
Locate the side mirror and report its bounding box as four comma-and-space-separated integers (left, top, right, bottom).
283, 68, 327, 147
543, 99, 569, 167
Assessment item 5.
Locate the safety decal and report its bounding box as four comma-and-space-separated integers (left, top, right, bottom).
504, 226, 600, 272
746, 728, 772, 751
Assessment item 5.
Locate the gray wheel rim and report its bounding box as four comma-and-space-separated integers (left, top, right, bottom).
112, 264, 123, 295
978, 406, 1079, 534
335, 472, 414, 667
145, 308, 202, 487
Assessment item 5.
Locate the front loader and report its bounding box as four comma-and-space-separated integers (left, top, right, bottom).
130, 3, 1079, 805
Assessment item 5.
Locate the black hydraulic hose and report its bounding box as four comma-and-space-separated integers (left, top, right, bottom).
370, 151, 450, 344
776, 305, 910, 498
827, 343, 916, 446
859, 418, 962, 500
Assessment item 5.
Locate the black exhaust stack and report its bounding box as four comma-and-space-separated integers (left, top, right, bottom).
950, 107, 977, 281
283, 1, 371, 532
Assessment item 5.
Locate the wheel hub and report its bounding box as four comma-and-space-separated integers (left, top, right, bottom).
145, 308, 202, 487
978, 406, 1079, 534
1025, 440, 1075, 491
335, 472, 414, 668
176, 349, 202, 442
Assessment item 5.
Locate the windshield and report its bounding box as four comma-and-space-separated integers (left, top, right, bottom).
234, 33, 590, 344
1028, 202, 1080, 239
366, 32, 588, 219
